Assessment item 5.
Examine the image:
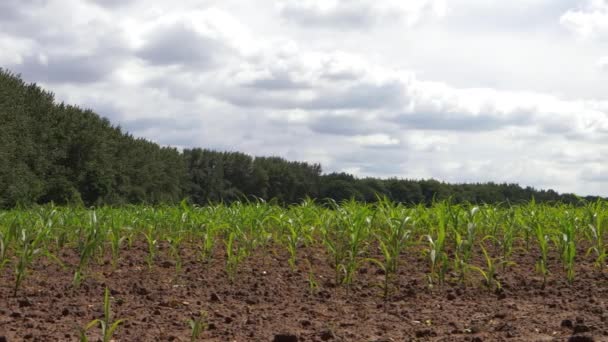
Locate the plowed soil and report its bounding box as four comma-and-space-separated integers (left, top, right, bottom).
1, 241, 607, 341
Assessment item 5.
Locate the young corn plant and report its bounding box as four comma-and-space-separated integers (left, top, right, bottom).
0, 217, 19, 271
13, 222, 62, 296
305, 259, 319, 295
143, 225, 158, 270
498, 207, 517, 270
108, 217, 126, 268
533, 213, 550, 288
586, 201, 606, 269
188, 311, 208, 342
225, 231, 247, 282
198, 221, 219, 263
469, 238, 514, 290
557, 212, 576, 284
368, 212, 411, 300
13, 228, 39, 296
79, 287, 125, 342
320, 204, 350, 286
167, 233, 185, 273
74, 211, 104, 287
426, 203, 449, 287
272, 211, 309, 271
451, 206, 479, 283
340, 201, 373, 286
0, 230, 11, 271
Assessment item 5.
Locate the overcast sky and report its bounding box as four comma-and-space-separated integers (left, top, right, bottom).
1, 0, 607, 196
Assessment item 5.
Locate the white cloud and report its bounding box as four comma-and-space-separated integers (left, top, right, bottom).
351, 134, 400, 147
597, 56, 608, 70
560, 0, 608, 38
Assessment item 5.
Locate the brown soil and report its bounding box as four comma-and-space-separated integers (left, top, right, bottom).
1, 242, 607, 342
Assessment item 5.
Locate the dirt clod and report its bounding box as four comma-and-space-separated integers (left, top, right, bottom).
210, 293, 221, 302
319, 329, 334, 341
574, 324, 591, 334
562, 319, 574, 328
273, 333, 298, 342
415, 329, 435, 338
17, 299, 31, 307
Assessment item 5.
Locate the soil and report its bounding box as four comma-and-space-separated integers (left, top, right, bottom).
1, 241, 607, 342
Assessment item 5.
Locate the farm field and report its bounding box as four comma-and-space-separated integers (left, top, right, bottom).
0, 200, 607, 341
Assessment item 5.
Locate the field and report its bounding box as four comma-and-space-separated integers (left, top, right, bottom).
0, 199, 607, 341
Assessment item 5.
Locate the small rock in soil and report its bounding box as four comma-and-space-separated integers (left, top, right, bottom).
415, 329, 434, 338
273, 334, 298, 342
0, 336, 6, 342
447, 293, 456, 300
561, 319, 574, 328
18, 299, 32, 307
161, 260, 174, 268
319, 329, 334, 341
573, 324, 590, 334
209, 293, 221, 302
10, 311, 21, 318
494, 312, 507, 319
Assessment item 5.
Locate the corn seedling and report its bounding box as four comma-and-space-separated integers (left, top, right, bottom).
80, 287, 125, 342
188, 311, 208, 341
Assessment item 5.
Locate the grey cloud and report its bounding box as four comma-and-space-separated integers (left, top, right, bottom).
309, 116, 373, 135
0, 0, 45, 21
394, 110, 531, 131
280, 4, 377, 29
11, 53, 120, 84
85, 100, 125, 122
442, 0, 573, 31
122, 116, 201, 132
137, 24, 226, 69
331, 147, 408, 176
215, 79, 404, 111
88, 0, 133, 8
305, 82, 404, 110
581, 168, 608, 182
243, 71, 309, 90
277, 0, 438, 29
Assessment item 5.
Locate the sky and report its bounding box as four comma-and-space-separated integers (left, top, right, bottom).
1, 0, 607, 196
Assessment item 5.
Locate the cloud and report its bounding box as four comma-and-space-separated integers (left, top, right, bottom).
136, 22, 228, 69
88, 0, 132, 8
597, 56, 608, 70
560, 0, 608, 38
350, 134, 401, 148
581, 164, 608, 182
308, 113, 382, 136
12, 52, 121, 84
277, 0, 446, 28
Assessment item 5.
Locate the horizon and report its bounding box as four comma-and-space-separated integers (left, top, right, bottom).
1, 0, 606, 196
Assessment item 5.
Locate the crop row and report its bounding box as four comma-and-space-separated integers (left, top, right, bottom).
0, 199, 606, 299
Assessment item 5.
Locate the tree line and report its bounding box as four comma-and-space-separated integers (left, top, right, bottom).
0, 69, 603, 208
